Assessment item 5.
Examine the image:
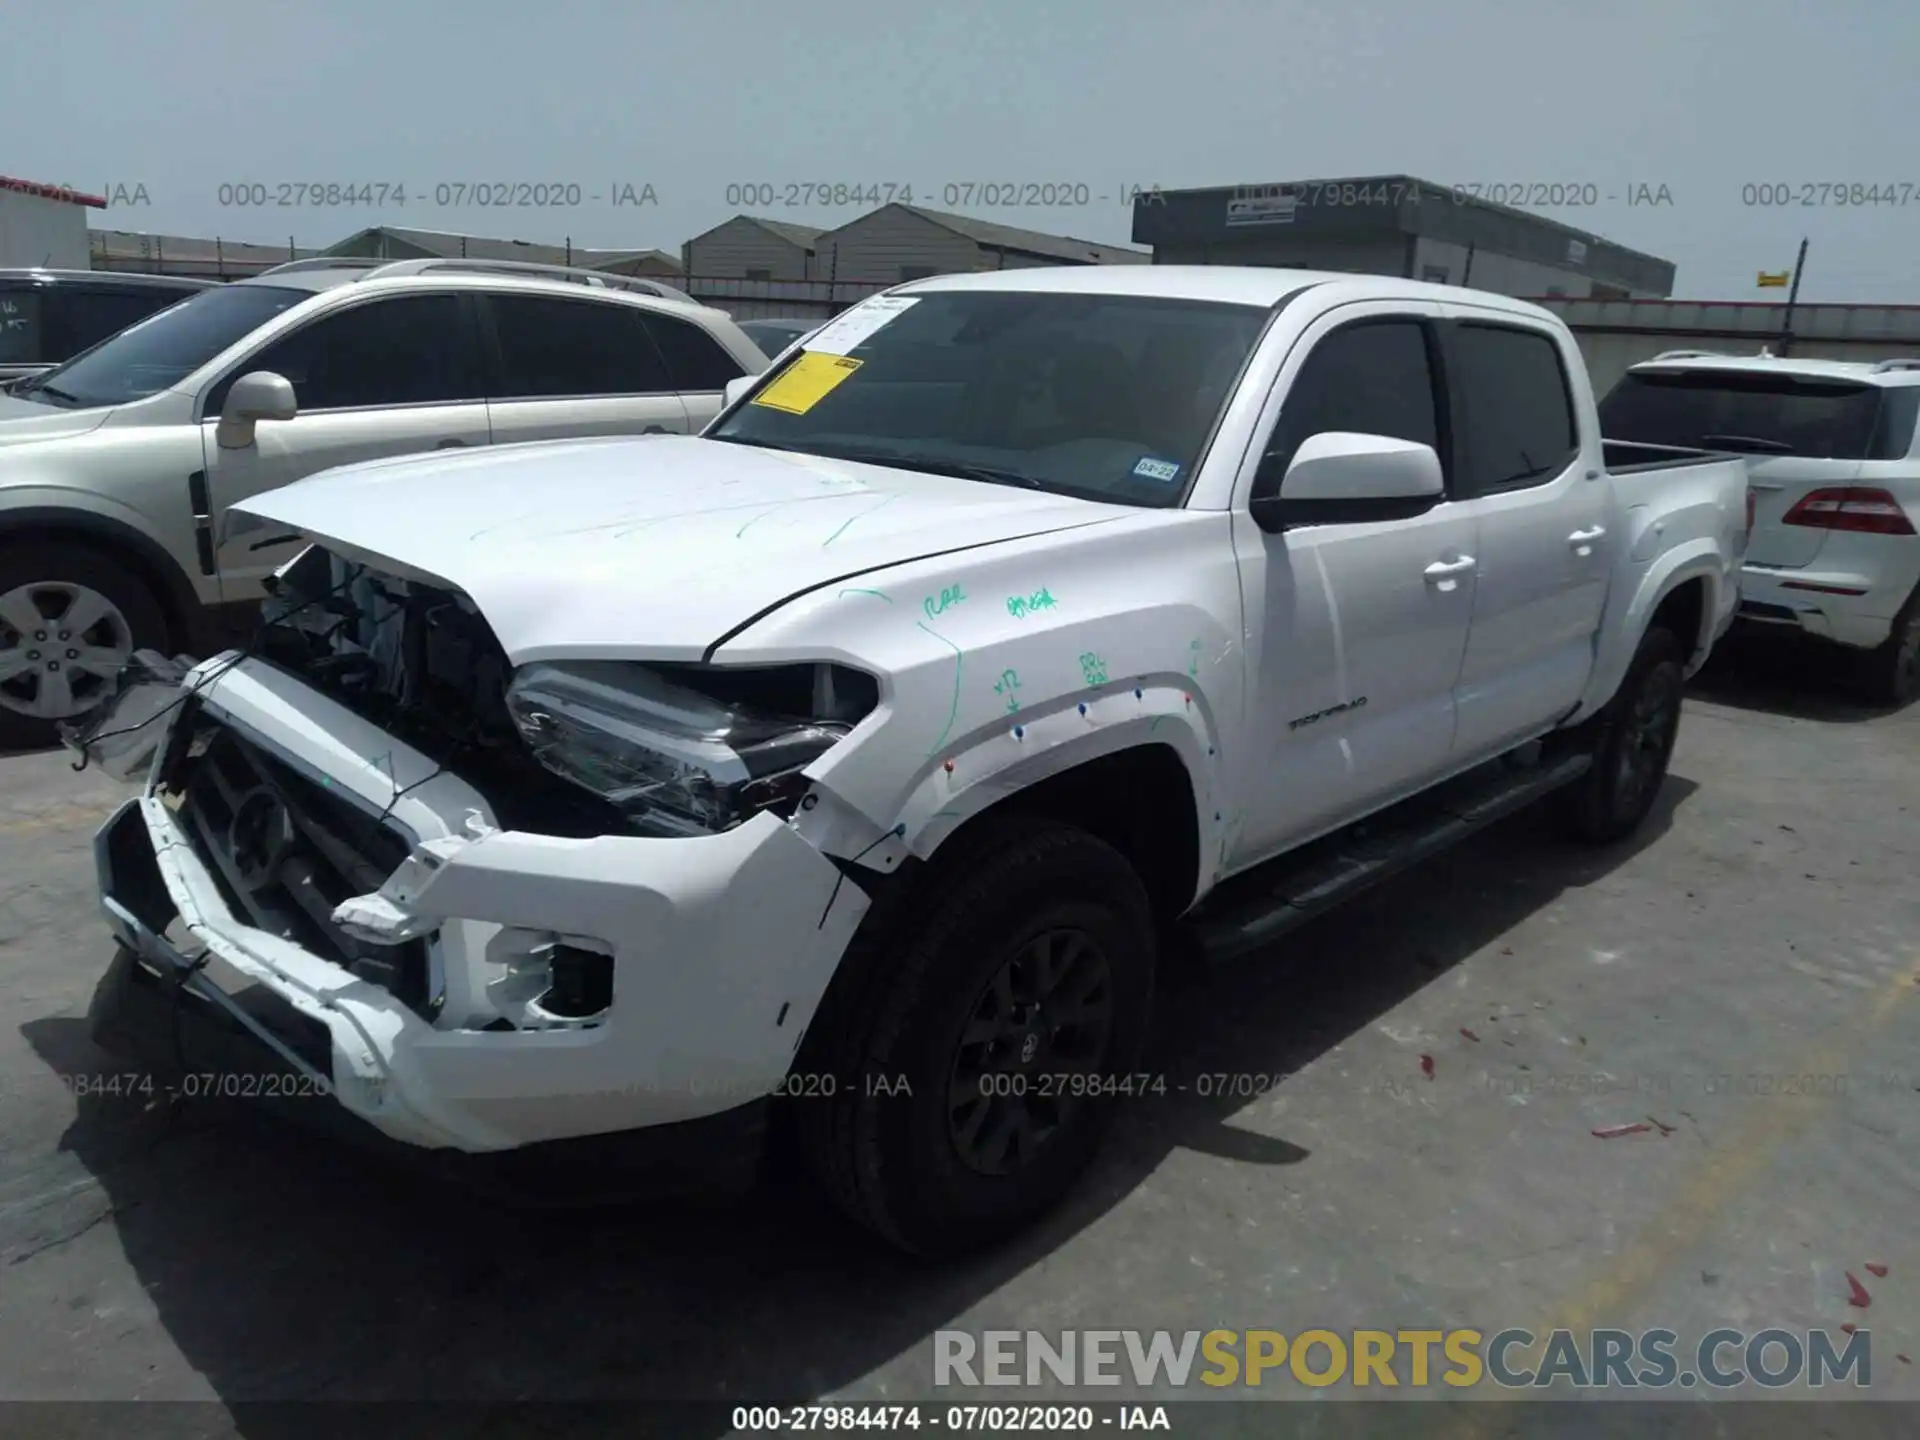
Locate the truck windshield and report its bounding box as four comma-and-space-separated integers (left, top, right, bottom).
1599, 369, 1906, 460
707, 290, 1270, 507
10, 283, 310, 410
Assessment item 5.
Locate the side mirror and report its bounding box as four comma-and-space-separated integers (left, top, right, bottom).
215, 371, 297, 450
1250, 432, 1444, 533
723, 374, 756, 409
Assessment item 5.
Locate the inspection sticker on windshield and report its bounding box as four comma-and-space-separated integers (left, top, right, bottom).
751, 352, 863, 415
1132, 456, 1182, 483
802, 295, 920, 356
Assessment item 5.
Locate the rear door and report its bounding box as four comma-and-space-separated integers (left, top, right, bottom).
639, 309, 750, 430
1598, 368, 1889, 568
198, 292, 492, 600
1444, 317, 1608, 760
477, 293, 689, 441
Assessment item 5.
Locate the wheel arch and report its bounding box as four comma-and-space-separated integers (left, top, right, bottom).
0, 505, 200, 649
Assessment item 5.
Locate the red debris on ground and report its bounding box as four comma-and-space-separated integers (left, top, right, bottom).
1592, 1122, 1652, 1139
1460, 1028, 1480, 1042
1866, 1263, 1889, 1278
1420, 1054, 1435, 1080
1841, 1324, 1857, 1335
1845, 1272, 1872, 1308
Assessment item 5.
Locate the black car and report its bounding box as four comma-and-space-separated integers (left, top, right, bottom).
736, 315, 820, 358
0, 269, 219, 388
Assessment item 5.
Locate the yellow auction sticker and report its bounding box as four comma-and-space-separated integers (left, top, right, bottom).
750, 352, 863, 415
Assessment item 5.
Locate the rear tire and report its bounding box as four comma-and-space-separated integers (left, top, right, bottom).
1859, 593, 1920, 708
1559, 625, 1685, 844
0, 540, 170, 752
794, 818, 1156, 1256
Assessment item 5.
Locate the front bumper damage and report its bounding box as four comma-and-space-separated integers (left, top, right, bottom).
82, 653, 873, 1199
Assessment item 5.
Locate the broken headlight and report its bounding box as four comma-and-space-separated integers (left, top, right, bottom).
504, 661, 875, 837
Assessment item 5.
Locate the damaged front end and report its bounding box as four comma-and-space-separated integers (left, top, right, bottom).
79, 545, 883, 1179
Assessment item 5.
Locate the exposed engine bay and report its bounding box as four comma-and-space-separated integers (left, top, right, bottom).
253, 545, 626, 837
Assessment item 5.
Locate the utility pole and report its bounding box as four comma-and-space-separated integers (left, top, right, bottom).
1778, 237, 1809, 357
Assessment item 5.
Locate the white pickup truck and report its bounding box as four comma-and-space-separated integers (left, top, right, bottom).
73, 267, 1748, 1255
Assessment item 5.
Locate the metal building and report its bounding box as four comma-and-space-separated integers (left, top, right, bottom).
682, 216, 827, 282
820, 203, 1148, 284
324, 226, 682, 277
1132, 176, 1674, 300
0, 176, 104, 269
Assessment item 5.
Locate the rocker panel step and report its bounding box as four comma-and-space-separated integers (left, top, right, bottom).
1187, 750, 1592, 962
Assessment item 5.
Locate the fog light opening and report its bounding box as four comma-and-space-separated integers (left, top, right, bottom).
535, 941, 614, 1020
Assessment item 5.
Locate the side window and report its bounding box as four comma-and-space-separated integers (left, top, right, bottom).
1256, 319, 1439, 498
45, 288, 187, 361
207, 294, 485, 414
1870, 387, 1920, 460
0, 285, 42, 363
1449, 323, 1580, 495
487, 295, 671, 399
642, 313, 744, 392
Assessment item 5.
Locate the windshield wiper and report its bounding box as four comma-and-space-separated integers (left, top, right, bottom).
805, 447, 1047, 490
1699, 432, 1796, 455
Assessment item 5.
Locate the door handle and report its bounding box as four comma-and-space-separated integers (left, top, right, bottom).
1568, 525, 1607, 554
433, 439, 469, 450
1424, 556, 1477, 582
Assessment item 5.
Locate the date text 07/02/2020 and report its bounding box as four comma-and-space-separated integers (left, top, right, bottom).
60, 1071, 333, 1100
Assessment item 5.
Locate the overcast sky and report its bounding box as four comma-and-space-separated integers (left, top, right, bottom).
8, 0, 1915, 301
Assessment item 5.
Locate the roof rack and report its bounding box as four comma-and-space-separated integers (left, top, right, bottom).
355, 257, 694, 300
1871, 358, 1920, 373
1647, 349, 1722, 361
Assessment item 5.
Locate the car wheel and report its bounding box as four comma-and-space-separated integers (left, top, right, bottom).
1860, 594, 1920, 708
0, 541, 169, 752
1559, 625, 1685, 844
795, 818, 1156, 1256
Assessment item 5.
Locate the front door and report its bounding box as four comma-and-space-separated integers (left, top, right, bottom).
198, 292, 491, 601
1230, 307, 1480, 867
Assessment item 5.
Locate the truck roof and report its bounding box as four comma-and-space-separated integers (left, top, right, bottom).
896, 263, 1560, 321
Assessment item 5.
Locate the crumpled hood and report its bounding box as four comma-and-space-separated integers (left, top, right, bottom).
0, 394, 113, 448
235, 434, 1128, 662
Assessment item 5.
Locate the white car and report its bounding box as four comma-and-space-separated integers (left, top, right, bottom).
74, 267, 1747, 1254
1600, 352, 1920, 703
0, 257, 765, 747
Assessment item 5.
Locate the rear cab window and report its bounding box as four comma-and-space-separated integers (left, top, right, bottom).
1446, 322, 1581, 495
1599, 368, 1913, 460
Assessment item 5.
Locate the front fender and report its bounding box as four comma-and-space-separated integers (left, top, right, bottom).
891, 677, 1219, 876
1571, 536, 1725, 723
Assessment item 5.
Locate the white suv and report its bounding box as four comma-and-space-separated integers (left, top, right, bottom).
0, 258, 766, 746
1600, 352, 1920, 703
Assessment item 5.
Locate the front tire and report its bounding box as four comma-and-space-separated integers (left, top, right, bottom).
1559, 625, 1685, 844
0, 540, 171, 751
795, 819, 1156, 1256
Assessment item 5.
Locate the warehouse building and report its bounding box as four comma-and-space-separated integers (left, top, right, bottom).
682, 216, 827, 281
1133, 175, 1674, 300
323, 225, 683, 277
821, 203, 1148, 283
0, 176, 105, 268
